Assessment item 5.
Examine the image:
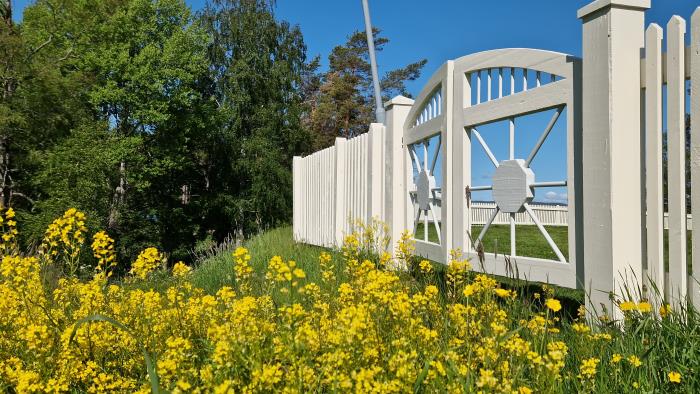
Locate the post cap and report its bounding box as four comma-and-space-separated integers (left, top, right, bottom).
384, 95, 414, 109
577, 0, 650, 19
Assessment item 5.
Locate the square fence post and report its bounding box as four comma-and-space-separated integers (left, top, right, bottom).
578, 0, 650, 319
384, 96, 414, 254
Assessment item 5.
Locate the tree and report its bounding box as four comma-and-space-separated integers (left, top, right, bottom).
1, 0, 10, 26
308, 28, 427, 149
2, 0, 314, 264
20, 0, 215, 260
199, 0, 313, 240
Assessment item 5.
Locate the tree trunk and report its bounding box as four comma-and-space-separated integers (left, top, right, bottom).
180, 184, 190, 205
108, 161, 126, 229
0, 135, 10, 209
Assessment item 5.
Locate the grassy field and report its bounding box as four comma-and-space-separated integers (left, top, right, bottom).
416, 223, 569, 260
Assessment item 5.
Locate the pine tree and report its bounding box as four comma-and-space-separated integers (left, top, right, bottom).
308, 28, 427, 149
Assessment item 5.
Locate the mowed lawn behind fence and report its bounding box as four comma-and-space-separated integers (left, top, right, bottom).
415, 223, 568, 261
415, 223, 692, 269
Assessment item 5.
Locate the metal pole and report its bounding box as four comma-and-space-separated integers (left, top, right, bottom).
361, 0, 385, 124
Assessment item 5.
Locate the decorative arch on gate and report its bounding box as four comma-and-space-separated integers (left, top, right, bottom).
404, 49, 582, 289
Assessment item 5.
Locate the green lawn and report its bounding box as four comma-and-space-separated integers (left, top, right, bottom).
416, 223, 569, 260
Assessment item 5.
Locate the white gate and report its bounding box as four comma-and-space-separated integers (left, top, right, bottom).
404, 49, 582, 288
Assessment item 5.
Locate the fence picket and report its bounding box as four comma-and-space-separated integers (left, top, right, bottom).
645, 24, 665, 299
691, 9, 700, 308
487, 68, 492, 101
667, 16, 688, 306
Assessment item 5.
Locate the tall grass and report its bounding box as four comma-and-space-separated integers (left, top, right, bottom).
191, 227, 344, 294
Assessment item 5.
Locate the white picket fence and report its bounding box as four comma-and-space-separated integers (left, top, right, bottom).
641, 12, 698, 307
294, 1, 700, 316
293, 125, 386, 248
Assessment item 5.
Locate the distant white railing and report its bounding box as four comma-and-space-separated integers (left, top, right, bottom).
418, 201, 694, 229
471, 202, 568, 226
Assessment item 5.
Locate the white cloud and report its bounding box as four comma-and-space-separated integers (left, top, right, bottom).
543, 191, 568, 203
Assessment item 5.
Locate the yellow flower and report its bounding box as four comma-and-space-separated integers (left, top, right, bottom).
172, 261, 191, 277
418, 260, 433, 274
494, 288, 511, 298
619, 301, 636, 311
668, 371, 681, 383
463, 284, 476, 297
92, 231, 116, 276
476, 369, 497, 388
627, 355, 642, 367
660, 303, 671, 317
130, 247, 163, 279
579, 357, 600, 380
518, 386, 533, 394
637, 301, 652, 313
545, 298, 562, 312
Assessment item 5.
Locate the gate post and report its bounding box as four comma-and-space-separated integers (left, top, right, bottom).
578, 0, 650, 318
384, 96, 414, 254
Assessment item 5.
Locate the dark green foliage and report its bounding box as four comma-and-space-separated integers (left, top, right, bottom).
0, 0, 314, 267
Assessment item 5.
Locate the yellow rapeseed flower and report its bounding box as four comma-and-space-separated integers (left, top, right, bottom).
418, 260, 433, 274
172, 261, 191, 277
130, 247, 163, 279
578, 357, 600, 380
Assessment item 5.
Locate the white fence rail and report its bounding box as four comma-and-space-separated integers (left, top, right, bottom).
294, 1, 700, 316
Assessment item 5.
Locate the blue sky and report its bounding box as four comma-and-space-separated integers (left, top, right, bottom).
10, 0, 700, 204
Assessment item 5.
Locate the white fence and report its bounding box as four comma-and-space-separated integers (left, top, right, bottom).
293, 125, 386, 247
294, 1, 700, 316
